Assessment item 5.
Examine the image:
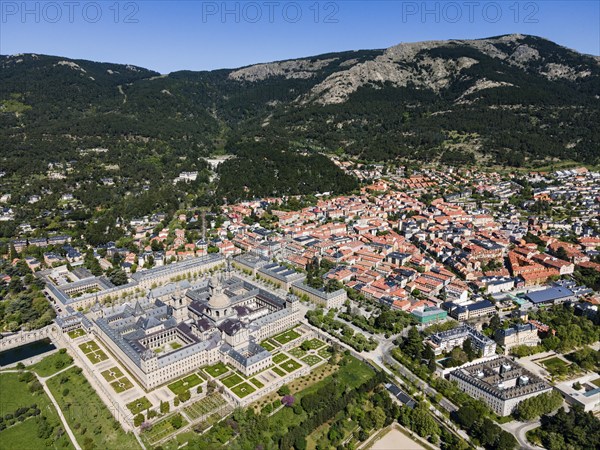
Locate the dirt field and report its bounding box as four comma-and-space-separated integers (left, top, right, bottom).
370, 427, 425, 450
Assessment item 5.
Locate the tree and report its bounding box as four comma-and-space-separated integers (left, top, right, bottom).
160, 401, 169, 414
411, 404, 439, 438
516, 391, 563, 421
278, 385, 290, 396
403, 326, 423, 359
170, 415, 183, 429
462, 338, 477, 361
281, 395, 295, 407
371, 406, 386, 430
134, 414, 144, 427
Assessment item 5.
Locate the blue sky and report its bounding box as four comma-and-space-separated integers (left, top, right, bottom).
1, 1, 599, 73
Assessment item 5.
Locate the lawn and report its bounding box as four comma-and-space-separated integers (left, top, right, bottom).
78, 341, 100, 354
126, 396, 153, 415
272, 353, 289, 364
101, 366, 124, 382
279, 358, 302, 373
47, 366, 140, 449
272, 367, 286, 377
289, 347, 307, 358
302, 354, 323, 366
260, 340, 276, 352
143, 413, 188, 445
231, 382, 256, 398
204, 362, 229, 378
222, 373, 244, 388
273, 329, 301, 345
0, 372, 74, 450
303, 338, 326, 350
67, 328, 86, 339
110, 377, 134, 393
84, 349, 109, 364
541, 357, 570, 375
183, 393, 227, 420
591, 378, 600, 387
28, 350, 73, 377
250, 377, 264, 389
168, 373, 202, 395
337, 357, 375, 388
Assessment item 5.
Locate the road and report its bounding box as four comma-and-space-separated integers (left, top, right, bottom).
500, 420, 543, 450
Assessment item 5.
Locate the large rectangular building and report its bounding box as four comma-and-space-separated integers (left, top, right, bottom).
448, 357, 552, 416
427, 325, 497, 357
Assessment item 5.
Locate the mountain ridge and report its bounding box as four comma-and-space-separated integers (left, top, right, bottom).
1, 33, 599, 174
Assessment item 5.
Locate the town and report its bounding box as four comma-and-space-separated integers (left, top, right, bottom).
1, 162, 599, 450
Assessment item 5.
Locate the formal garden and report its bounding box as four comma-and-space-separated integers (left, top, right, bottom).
279, 358, 302, 373
231, 382, 256, 398
126, 396, 153, 415
204, 362, 229, 378
221, 372, 244, 389
101, 366, 124, 382
78, 340, 109, 364
168, 373, 203, 395
111, 377, 134, 393
142, 413, 188, 446
67, 328, 86, 339
272, 328, 301, 345
183, 393, 227, 421
272, 353, 289, 364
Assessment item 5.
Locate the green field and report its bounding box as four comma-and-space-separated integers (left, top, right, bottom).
183, 393, 227, 421
592, 378, 600, 387
28, 350, 73, 377
168, 373, 202, 395
279, 358, 302, 373
67, 328, 86, 339
222, 373, 244, 388
78, 341, 100, 354
260, 340, 276, 352
110, 377, 133, 393
0, 372, 75, 450
249, 377, 264, 389
143, 413, 188, 445
302, 354, 323, 366
273, 329, 301, 345
47, 366, 140, 449
204, 362, 228, 378
337, 357, 375, 388
101, 366, 124, 382
272, 353, 289, 364
231, 382, 256, 398
272, 367, 286, 377
126, 396, 153, 415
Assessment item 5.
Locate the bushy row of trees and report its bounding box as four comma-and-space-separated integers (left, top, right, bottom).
453, 401, 518, 450
515, 391, 564, 421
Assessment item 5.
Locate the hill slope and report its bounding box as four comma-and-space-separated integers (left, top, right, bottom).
1, 34, 599, 176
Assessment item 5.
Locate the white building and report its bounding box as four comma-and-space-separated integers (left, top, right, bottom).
448, 357, 552, 416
